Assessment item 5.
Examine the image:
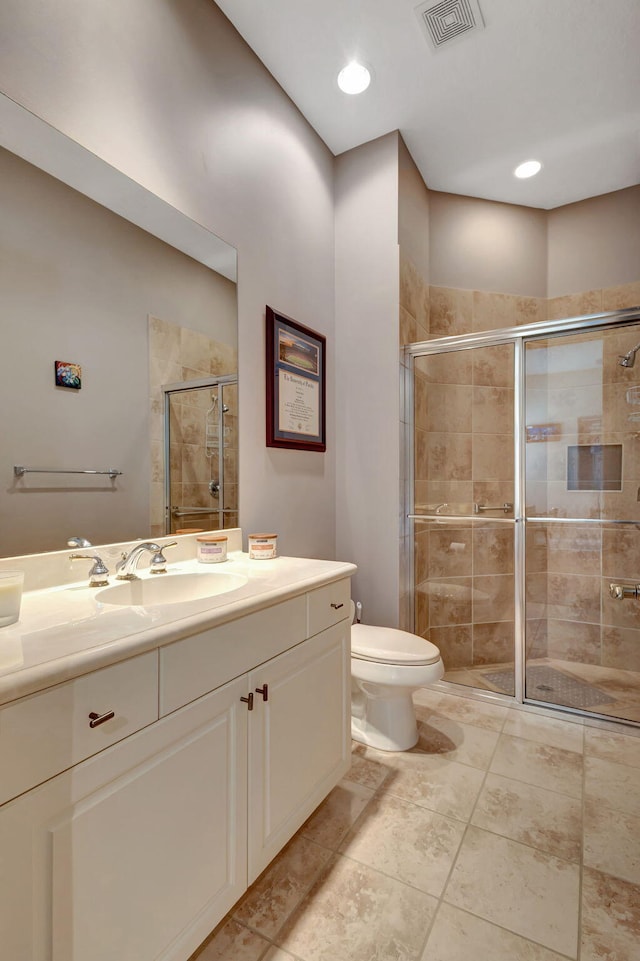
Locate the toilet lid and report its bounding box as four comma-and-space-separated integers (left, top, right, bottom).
351, 624, 441, 666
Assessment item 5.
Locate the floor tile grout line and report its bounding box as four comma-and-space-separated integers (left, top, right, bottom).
423, 709, 504, 955
577, 722, 587, 961
436, 901, 579, 961
230, 835, 340, 950
456, 820, 582, 867
436, 720, 583, 959
363, 771, 584, 867
411, 714, 507, 959
484, 761, 584, 792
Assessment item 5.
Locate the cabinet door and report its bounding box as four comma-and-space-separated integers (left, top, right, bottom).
248, 620, 350, 881
0, 675, 248, 961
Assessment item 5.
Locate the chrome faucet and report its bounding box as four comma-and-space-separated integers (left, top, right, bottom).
68, 536, 92, 548
116, 541, 176, 580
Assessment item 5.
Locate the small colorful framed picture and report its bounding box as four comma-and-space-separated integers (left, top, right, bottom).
55, 361, 82, 389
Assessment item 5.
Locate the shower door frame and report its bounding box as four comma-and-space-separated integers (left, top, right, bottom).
403, 306, 640, 714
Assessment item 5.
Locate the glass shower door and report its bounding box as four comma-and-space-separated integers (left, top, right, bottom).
524, 322, 640, 722
411, 342, 517, 692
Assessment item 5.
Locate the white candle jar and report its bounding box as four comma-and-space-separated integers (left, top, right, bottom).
248, 533, 278, 559
0, 570, 24, 628
196, 535, 228, 564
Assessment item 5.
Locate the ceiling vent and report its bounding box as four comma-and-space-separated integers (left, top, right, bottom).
415, 0, 485, 49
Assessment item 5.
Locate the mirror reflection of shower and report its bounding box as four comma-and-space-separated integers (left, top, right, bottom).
617, 341, 640, 367
163, 376, 238, 535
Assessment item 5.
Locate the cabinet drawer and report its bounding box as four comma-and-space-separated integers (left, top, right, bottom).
307, 578, 351, 637
160, 595, 306, 716
0, 651, 158, 806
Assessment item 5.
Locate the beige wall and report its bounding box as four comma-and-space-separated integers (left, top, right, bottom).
429, 192, 548, 298
548, 186, 640, 298
0, 147, 235, 556
335, 133, 401, 627
425, 184, 640, 304
398, 137, 430, 286
0, 0, 337, 560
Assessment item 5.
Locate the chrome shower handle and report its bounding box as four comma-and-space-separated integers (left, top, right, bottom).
474, 503, 513, 514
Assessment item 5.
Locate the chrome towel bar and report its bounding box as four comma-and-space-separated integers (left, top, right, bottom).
14, 465, 122, 479
170, 506, 235, 517
609, 582, 640, 600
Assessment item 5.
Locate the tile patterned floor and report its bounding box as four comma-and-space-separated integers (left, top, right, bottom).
191, 688, 640, 961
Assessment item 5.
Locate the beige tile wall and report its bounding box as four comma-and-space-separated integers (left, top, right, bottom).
404, 276, 640, 677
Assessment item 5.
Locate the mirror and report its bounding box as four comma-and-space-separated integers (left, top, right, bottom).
0, 95, 237, 557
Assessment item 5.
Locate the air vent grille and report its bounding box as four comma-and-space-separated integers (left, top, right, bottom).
415, 0, 484, 49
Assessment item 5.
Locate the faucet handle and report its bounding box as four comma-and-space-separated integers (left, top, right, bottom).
149, 541, 177, 574
70, 553, 109, 587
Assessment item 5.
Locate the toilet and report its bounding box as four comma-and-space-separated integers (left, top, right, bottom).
350, 610, 444, 752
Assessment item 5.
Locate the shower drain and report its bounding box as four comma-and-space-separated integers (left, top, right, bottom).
481, 665, 615, 710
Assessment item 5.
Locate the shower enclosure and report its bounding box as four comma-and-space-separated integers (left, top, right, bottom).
404, 308, 640, 725
163, 376, 238, 534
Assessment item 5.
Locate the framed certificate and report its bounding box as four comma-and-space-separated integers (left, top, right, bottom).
265, 306, 326, 451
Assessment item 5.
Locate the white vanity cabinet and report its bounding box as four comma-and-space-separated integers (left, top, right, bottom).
248, 617, 350, 881
0, 673, 249, 961
0, 574, 352, 961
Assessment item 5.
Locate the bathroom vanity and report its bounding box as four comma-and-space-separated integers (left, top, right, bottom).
0, 532, 355, 960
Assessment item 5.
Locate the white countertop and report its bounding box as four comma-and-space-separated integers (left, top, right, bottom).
0, 553, 356, 707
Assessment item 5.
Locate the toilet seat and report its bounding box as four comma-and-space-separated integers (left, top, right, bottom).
351, 624, 441, 667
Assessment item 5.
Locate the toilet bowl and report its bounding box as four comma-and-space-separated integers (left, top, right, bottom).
350, 621, 444, 752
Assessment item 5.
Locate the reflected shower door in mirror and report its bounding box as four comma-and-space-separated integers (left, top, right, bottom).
0, 139, 237, 557
524, 322, 640, 722
411, 342, 516, 693
164, 379, 238, 536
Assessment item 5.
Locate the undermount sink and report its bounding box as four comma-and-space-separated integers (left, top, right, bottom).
96, 571, 248, 607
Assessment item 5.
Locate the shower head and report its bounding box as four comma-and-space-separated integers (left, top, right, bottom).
618, 342, 640, 368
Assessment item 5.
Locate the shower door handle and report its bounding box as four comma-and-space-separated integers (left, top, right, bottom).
474, 503, 513, 514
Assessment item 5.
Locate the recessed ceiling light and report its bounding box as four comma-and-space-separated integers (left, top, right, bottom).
337, 61, 371, 95
514, 160, 542, 179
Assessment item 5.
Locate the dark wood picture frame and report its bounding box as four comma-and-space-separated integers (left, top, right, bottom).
265, 306, 326, 452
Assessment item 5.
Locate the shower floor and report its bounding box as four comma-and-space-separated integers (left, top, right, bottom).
444, 657, 640, 724
481, 665, 616, 710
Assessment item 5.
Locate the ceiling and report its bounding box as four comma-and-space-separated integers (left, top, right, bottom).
215, 0, 640, 209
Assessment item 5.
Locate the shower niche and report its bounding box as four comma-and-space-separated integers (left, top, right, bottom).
405, 310, 640, 726
566, 444, 622, 491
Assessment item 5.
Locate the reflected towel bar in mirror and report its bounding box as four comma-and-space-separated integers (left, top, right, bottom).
14, 466, 123, 479
171, 506, 235, 517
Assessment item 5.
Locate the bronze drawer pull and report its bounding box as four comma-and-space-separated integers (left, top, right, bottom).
240, 693, 254, 711
88, 710, 115, 729
330, 602, 344, 610
255, 684, 269, 702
